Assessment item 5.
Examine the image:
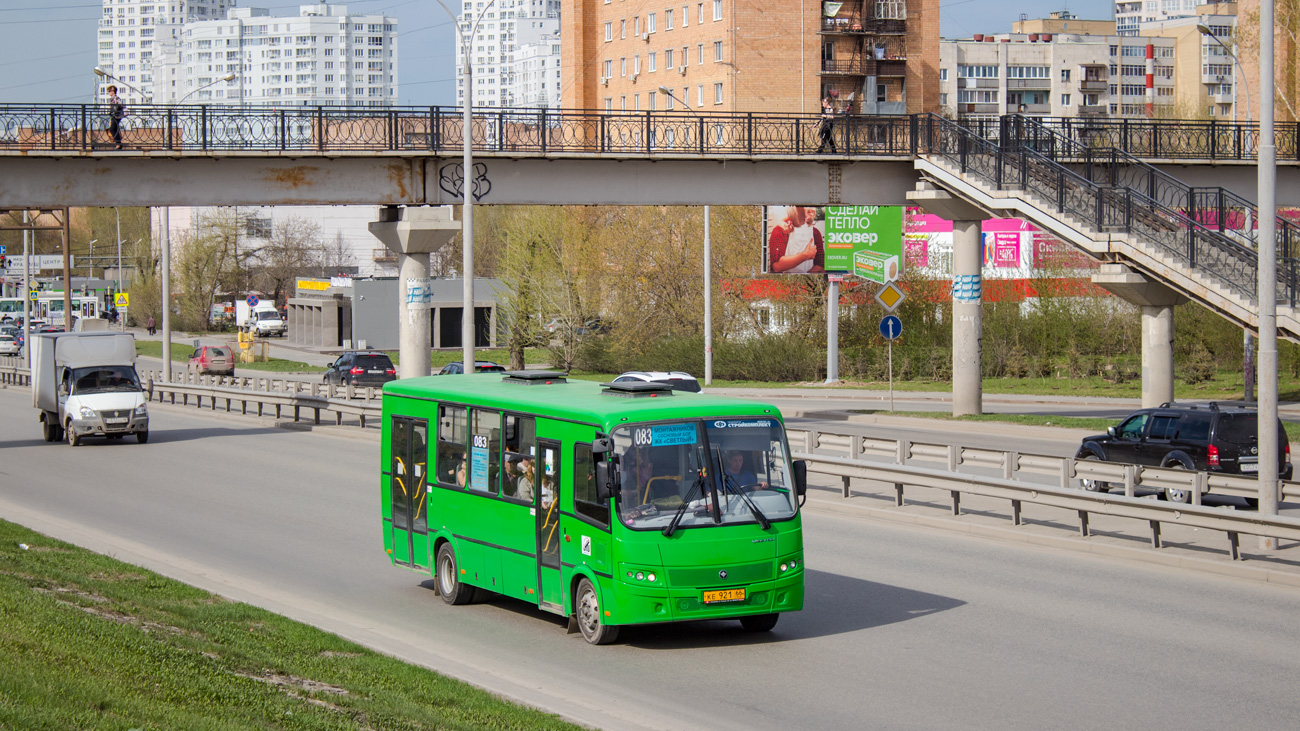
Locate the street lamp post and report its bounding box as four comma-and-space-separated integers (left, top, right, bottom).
178, 73, 237, 104
1199, 24, 1257, 402
1257, 0, 1280, 546
659, 86, 713, 385
92, 66, 148, 101
435, 0, 496, 371
87, 239, 97, 280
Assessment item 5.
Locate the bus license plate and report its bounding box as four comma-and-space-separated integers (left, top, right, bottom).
703, 588, 746, 604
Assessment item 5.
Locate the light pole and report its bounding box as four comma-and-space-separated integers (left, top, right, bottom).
92, 67, 148, 101
1198, 24, 1256, 401
1256, 0, 1280, 546
178, 73, 237, 104
660, 86, 713, 385
435, 0, 496, 371
87, 239, 97, 281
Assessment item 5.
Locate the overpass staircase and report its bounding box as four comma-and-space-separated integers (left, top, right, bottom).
914, 114, 1300, 340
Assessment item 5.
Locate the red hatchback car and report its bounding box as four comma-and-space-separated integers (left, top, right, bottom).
188, 345, 235, 376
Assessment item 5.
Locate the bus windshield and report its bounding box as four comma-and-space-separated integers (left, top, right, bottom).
613, 418, 797, 530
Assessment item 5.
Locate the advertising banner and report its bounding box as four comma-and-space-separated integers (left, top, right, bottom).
762, 205, 903, 281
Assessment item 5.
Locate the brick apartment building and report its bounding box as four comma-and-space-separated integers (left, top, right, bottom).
560, 0, 938, 115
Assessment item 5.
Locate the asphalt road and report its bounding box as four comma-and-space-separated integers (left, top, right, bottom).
3, 385, 1300, 730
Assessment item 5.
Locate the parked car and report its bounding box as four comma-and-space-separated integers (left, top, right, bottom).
0, 333, 20, 356
612, 371, 702, 393
323, 351, 397, 387
437, 360, 507, 375
187, 345, 235, 376
1075, 401, 1292, 505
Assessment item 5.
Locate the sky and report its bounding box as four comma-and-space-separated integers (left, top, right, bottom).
0, 0, 1114, 107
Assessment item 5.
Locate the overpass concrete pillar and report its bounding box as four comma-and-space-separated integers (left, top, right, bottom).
907, 182, 990, 416
1092, 264, 1188, 408
368, 206, 459, 380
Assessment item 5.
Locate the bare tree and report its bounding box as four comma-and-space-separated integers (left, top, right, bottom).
249, 216, 322, 306
318, 230, 355, 276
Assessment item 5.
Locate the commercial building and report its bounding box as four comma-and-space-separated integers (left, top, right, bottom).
560, 0, 939, 115
456, 0, 561, 109
96, 0, 235, 104
161, 4, 399, 106
939, 31, 1175, 120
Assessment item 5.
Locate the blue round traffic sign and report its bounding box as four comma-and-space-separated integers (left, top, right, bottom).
879, 315, 902, 340
246, 294, 259, 308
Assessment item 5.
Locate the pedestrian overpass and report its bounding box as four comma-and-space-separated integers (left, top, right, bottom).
3, 104, 1297, 407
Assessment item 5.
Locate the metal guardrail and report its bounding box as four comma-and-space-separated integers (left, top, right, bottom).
999, 116, 1300, 162
6, 355, 1298, 562
789, 426, 1300, 561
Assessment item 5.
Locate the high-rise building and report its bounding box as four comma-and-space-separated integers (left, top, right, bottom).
456, 0, 561, 108
1139, 3, 1240, 119
97, 0, 235, 103
160, 4, 399, 106
560, 0, 939, 115
939, 31, 1176, 120
508, 27, 562, 109
1115, 0, 1236, 36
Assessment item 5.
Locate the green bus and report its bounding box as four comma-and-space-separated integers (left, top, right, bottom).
381, 371, 807, 644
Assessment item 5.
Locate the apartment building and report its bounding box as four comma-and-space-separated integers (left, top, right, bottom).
939, 30, 1176, 120
508, 27, 563, 109
456, 0, 561, 108
1139, 4, 1240, 119
157, 5, 398, 106
97, 0, 235, 103
1115, 0, 1219, 35
560, 0, 938, 115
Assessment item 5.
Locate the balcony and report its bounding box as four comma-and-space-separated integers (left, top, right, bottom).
961, 103, 1000, 115
821, 18, 907, 35
1079, 79, 1108, 91
822, 60, 870, 75
1007, 78, 1051, 89
1078, 105, 1108, 116
876, 59, 908, 77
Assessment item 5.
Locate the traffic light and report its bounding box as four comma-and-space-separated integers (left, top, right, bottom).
0, 255, 7, 268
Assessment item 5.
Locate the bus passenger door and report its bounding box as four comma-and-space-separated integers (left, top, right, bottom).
536, 440, 563, 611
391, 417, 431, 570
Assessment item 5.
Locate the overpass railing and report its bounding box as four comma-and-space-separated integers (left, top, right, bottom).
924, 115, 1284, 307
0, 103, 921, 156
979, 115, 1300, 161
1000, 114, 1300, 307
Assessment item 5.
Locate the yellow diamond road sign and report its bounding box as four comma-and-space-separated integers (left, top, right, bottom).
875, 282, 906, 312
114, 293, 129, 307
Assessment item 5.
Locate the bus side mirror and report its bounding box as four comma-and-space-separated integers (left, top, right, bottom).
592, 437, 612, 455
792, 460, 808, 497
595, 462, 617, 500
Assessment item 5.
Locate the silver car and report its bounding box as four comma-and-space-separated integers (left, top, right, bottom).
0, 333, 20, 356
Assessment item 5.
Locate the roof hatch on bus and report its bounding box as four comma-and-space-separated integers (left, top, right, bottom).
501, 370, 568, 385
599, 381, 675, 397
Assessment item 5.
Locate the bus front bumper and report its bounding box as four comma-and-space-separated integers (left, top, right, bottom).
614, 570, 804, 624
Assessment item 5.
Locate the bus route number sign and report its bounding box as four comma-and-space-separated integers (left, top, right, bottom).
635, 424, 696, 447
469, 434, 490, 491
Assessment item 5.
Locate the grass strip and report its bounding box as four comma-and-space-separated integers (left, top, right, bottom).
0, 520, 582, 731
134, 341, 325, 373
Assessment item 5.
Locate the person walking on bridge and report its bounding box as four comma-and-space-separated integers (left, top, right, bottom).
106, 86, 125, 150
816, 90, 838, 154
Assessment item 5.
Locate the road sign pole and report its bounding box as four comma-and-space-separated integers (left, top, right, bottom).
889, 338, 894, 412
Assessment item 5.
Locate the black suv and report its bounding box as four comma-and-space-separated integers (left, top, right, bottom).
323, 351, 397, 387
1076, 402, 1292, 504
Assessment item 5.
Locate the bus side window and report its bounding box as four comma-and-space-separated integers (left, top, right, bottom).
436, 404, 467, 487
468, 409, 500, 493
573, 444, 609, 528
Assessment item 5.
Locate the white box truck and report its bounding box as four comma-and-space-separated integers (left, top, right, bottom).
32, 331, 149, 446
235, 300, 286, 338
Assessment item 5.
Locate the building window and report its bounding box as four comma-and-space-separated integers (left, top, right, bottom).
1007, 66, 1049, 79
666, 9, 674, 28
649, 51, 657, 71
1060, 93, 1071, 106
939, 92, 947, 105
698, 43, 704, 64
1060, 68, 1071, 81
698, 3, 705, 24
620, 19, 626, 39
621, 57, 627, 76
713, 82, 722, 103
649, 13, 656, 32
605, 59, 613, 77
714, 41, 723, 61
606, 97, 613, 110
939, 68, 947, 82
713, 0, 722, 20
682, 4, 689, 26
957, 65, 998, 78
605, 22, 613, 41
666, 48, 674, 67
697, 83, 703, 106
649, 91, 657, 109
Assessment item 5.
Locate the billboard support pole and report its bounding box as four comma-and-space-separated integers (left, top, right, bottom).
826, 277, 839, 384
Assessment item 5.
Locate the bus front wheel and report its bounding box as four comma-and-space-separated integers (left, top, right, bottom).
574, 578, 619, 645
740, 613, 779, 632
435, 543, 475, 606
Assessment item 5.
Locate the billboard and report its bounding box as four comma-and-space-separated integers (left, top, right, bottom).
762, 205, 903, 283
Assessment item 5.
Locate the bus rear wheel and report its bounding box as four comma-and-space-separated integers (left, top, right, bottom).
740, 613, 780, 632
574, 578, 619, 645
435, 543, 475, 606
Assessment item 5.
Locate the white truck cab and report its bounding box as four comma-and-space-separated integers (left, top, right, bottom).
33, 332, 149, 446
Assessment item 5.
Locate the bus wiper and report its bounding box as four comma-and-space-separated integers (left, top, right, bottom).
722, 473, 771, 530
663, 473, 706, 537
